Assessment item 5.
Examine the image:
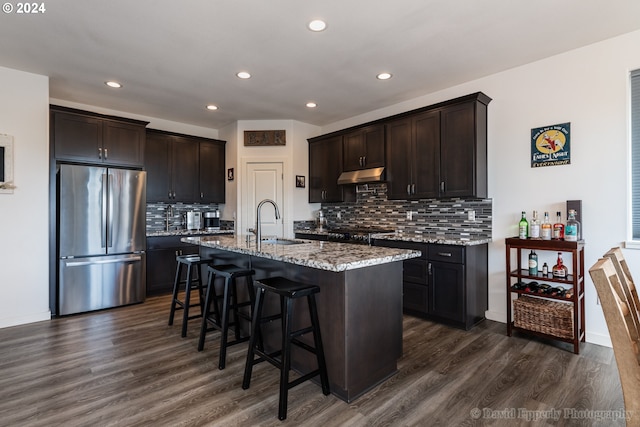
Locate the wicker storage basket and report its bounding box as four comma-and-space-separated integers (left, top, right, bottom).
513, 295, 574, 339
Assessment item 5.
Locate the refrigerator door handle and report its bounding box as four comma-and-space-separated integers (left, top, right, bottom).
101, 173, 108, 248
65, 255, 143, 267
107, 172, 114, 248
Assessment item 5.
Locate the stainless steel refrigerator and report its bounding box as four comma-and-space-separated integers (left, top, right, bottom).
58, 164, 146, 315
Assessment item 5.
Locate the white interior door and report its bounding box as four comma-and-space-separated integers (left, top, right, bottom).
243, 162, 284, 238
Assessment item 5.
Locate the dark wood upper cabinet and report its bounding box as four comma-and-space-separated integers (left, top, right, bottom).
169, 135, 199, 202
342, 124, 385, 171
145, 129, 225, 203
144, 131, 172, 202
52, 107, 147, 167
440, 100, 487, 198
308, 135, 343, 203
52, 113, 102, 162
102, 120, 145, 166
386, 93, 490, 200
199, 139, 226, 203
386, 110, 440, 200
309, 92, 490, 201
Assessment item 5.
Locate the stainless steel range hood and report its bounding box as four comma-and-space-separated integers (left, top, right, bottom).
337, 167, 384, 185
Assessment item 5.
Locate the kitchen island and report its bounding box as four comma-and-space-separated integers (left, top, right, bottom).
182, 235, 421, 402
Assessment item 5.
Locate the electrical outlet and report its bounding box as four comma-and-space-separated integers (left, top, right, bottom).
406, 211, 412, 220
468, 210, 476, 221
337, 212, 341, 220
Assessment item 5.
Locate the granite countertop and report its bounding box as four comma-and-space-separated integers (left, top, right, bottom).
371, 232, 491, 246
147, 229, 234, 237
294, 228, 491, 246
181, 235, 421, 272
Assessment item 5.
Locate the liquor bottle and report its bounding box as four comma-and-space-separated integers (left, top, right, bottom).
565, 209, 581, 241
552, 252, 569, 278
518, 211, 528, 239
528, 250, 538, 275
541, 211, 552, 240
542, 262, 549, 276
552, 211, 564, 240
530, 210, 540, 239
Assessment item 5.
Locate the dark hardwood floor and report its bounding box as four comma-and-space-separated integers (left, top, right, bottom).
0, 295, 625, 426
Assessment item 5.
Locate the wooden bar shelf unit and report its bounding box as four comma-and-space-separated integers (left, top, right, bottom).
505, 237, 585, 354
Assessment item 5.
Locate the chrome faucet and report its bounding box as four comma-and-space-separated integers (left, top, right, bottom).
255, 199, 281, 251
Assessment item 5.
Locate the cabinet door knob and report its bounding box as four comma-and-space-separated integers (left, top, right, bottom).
428, 262, 432, 275
437, 252, 452, 257
440, 181, 445, 192
406, 184, 411, 195
98, 147, 102, 159
201, 192, 204, 198
104, 148, 108, 159
363, 156, 366, 166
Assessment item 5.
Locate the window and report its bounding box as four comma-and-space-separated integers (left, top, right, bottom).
632, 69, 640, 239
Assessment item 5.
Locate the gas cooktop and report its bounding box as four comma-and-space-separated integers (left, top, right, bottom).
324, 227, 395, 244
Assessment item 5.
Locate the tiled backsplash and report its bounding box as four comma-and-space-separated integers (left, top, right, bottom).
146, 202, 234, 233
296, 183, 492, 239
148, 184, 492, 238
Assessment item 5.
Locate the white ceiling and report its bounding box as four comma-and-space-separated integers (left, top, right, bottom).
1, 0, 639, 129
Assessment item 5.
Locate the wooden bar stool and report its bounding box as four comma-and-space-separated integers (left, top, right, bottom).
198, 264, 256, 370
168, 254, 211, 337
242, 276, 330, 421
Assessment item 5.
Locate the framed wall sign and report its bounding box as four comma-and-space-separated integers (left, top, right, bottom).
0, 133, 15, 193
296, 175, 305, 188
244, 130, 286, 146
531, 122, 571, 168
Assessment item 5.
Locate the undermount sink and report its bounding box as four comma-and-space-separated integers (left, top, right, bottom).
260, 238, 305, 245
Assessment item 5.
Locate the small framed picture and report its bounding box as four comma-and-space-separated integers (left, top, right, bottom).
295, 175, 305, 188
227, 168, 234, 181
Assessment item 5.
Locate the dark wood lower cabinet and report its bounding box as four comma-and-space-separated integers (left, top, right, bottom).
402, 280, 429, 313
146, 236, 199, 296
373, 239, 488, 330
429, 260, 465, 324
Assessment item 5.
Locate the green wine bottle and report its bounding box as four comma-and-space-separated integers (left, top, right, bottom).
518, 211, 528, 239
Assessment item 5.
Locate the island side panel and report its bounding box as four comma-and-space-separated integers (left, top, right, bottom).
344, 262, 403, 401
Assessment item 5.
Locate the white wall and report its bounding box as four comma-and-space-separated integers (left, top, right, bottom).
219, 121, 238, 229
228, 120, 320, 237
319, 29, 640, 347
0, 66, 50, 328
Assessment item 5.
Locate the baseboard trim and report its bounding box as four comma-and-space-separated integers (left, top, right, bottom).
0, 310, 51, 329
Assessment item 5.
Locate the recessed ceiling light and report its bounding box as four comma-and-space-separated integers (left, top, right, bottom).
236, 71, 251, 79
308, 20, 327, 32
306, 102, 317, 108
105, 81, 122, 88
206, 104, 218, 111
376, 73, 392, 80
